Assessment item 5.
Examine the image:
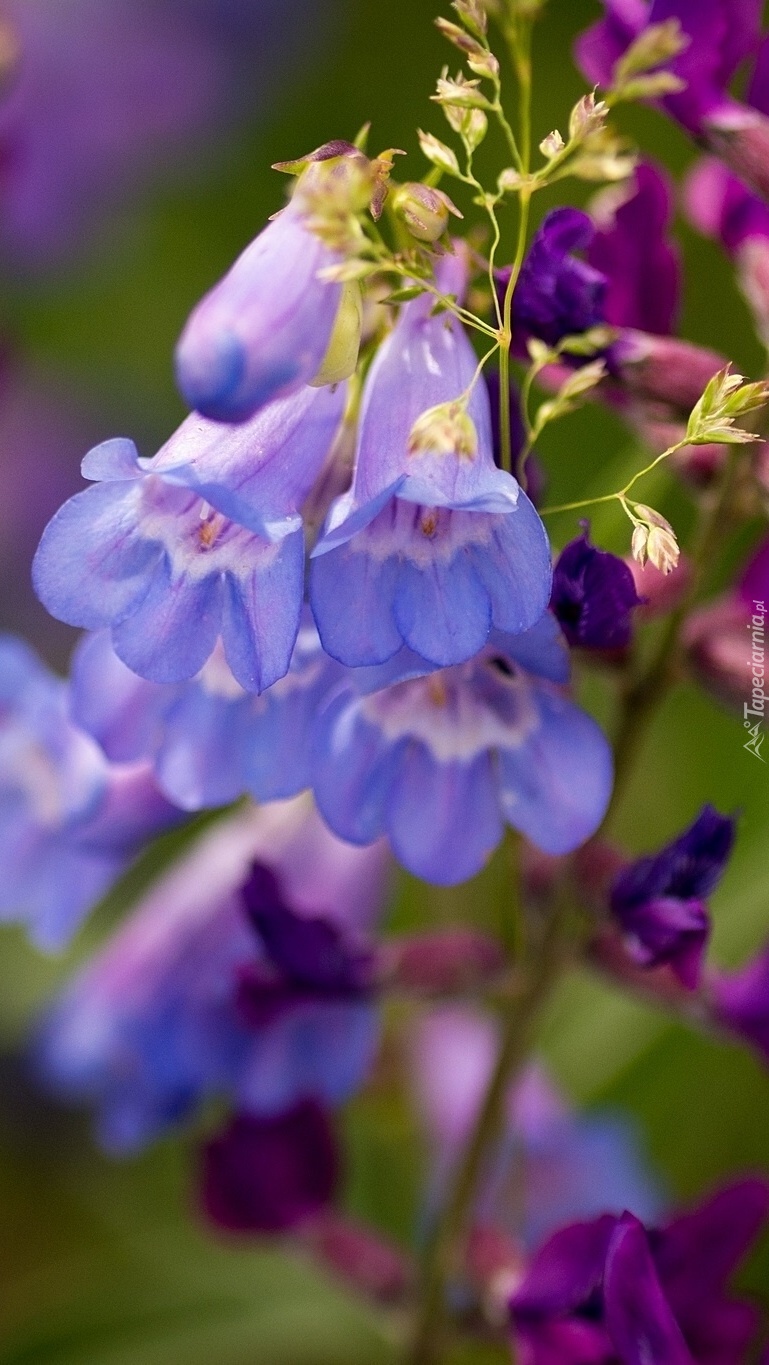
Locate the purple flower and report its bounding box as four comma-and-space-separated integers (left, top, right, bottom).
0, 0, 327, 268
39, 800, 389, 1151
511, 1181, 769, 1365
175, 156, 360, 422
310, 257, 552, 670
551, 533, 642, 651
236, 860, 374, 1026
201, 1101, 339, 1234
412, 1006, 662, 1253
504, 209, 607, 351
711, 944, 769, 1064
69, 617, 339, 811
33, 384, 345, 692
575, 0, 763, 138
0, 634, 178, 949
685, 155, 769, 256
609, 806, 736, 988
589, 162, 681, 337
310, 615, 613, 883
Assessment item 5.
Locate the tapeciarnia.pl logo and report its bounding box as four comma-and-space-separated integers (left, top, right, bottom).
745, 599, 766, 762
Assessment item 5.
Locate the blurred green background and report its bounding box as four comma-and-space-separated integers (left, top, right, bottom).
0, 0, 768, 1360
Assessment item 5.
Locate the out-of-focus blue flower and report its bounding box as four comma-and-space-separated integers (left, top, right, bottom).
33, 384, 345, 693
0, 0, 323, 267
175, 152, 365, 422
510, 1180, 769, 1365
575, 0, 763, 138
411, 1005, 662, 1253
0, 634, 178, 949
551, 533, 642, 652
39, 800, 390, 1152
310, 256, 552, 669
310, 615, 613, 883
609, 805, 736, 989
201, 1100, 339, 1233
70, 617, 339, 811
503, 209, 607, 351
589, 162, 681, 337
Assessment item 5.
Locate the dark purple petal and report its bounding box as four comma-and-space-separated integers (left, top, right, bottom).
655, 1180, 769, 1311
512, 1215, 617, 1318
551, 534, 642, 651
513, 1317, 615, 1365
589, 161, 681, 336
200, 1102, 339, 1233
240, 863, 373, 993
503, 209, 607, 350
574, 0, 647, 89
603, 1213, 693, 1364
712, 944, 769, 1063
618, 895, 710, 989
611, 806, 736, 909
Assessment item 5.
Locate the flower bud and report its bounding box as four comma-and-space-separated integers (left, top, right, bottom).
631, 505, 680, 575
737, 237, 769, 347
302, 1211, 413, 1303
407, 400, 478, 460
704, 108, 769, 207
618, 332, 728, 415
625, 552, 693, 617
683, 597, 752, 712
310, 280, 363, 387
391, 182, 452, 243
382, 929, 505, 994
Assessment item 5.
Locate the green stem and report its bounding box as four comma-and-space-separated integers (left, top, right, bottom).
498, 188, 531, 476
408, 897, 568, 1365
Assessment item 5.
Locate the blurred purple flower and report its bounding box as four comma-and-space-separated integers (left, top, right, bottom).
412, 1005, 662, 1253
39, 800, 389, 1151
175, 165, 349, 422
511, 1180, 769, 1365
711, 944, 769, 1065
0, 633, 178, 949
551, 533, 642, 652
0, 0, 322, 266
201, 1101, 339, 1234
310, 616, 613, 883
70, 617, 340, 811
575, 0, 762, 138
33, 384, 345, 692
502, 209, 607, 351
311, 255, 552, 669
589, 162, 681, 337
609, 805, 736, 988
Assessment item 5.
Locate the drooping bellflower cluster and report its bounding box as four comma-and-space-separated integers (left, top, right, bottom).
2, 1, 769, 1351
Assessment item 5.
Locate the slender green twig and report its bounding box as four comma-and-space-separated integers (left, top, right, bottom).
408, 896, 570, 1365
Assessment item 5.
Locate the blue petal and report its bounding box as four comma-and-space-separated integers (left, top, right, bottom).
33, 483, 162, 631
310, 542, 402, 666
111, 554, 223, 683
469, 492, 553, 636
392, 554, 492, 666
155, 688, 253, 810
237, 1002, 379, 1114
81, 438, 144, 482
386, 746, 503, 884
70, 632, 170, 764
221, 530, 304, 692
490, 613, 570, 685
311, 695, 401, 845
498, 689, 613, 854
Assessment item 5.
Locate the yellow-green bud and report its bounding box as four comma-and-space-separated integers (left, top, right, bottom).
311, 282, 363, 387
392, 183, 453, 243
408, 401, 478, 460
